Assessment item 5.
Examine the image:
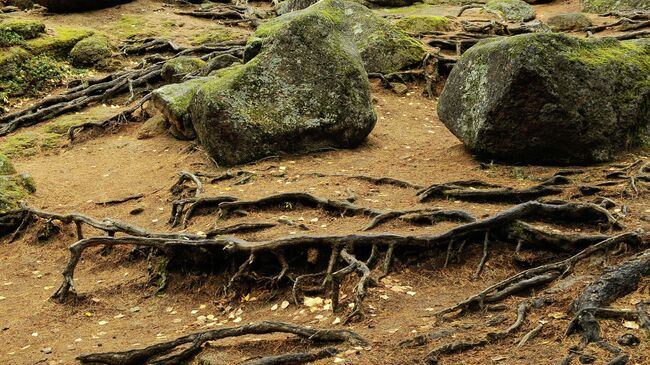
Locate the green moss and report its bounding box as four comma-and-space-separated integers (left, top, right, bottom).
0, 153, 16, 175
394, 15, 452, 33
583, 0, 649, 13
162, 56, 206, 81
483, 0, 536, 22
191, 28, 240, 45
0, 153, 34, 212
0, 19, 45, 39
381, 3, 432, 14
0, 55, 70, 104
70, 34, 113, 67
26, 26, 94, 58
114, 15, 151, 39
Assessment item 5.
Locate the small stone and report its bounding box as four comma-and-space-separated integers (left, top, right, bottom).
390, 82, 408, 96
41, 347, 52, 354
616, 333, 640, 347
129, 207, 144, 215
579, 354, 596, 364
129, 306, 140, 313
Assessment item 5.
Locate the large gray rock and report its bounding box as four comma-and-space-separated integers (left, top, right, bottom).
250, 0, 426, 74
582, 0, 649, 13
188, 0, 377, 166
438, 33, 650, 164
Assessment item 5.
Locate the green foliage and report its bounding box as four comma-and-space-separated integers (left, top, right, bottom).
0, 19, 45, 39
0, 153, 34, 212
0, 30, 24, 48
0, 55, 69, 103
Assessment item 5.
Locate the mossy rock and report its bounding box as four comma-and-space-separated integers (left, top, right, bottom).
582, 0, 649, 12
152, 78, 207, 140
366, 0, 419, 6
70, 34, 113, 67
161, 56, 206, 83
483, 0, 536, 21
437, 33, 650, 164
394, 15, 453, 33
189, 2, 377, 166
0, 19, 45, 39
275, 0, 319, 15
547, 13, 592, 31
200, 54, 241, 76
26, 26, 94, 58
0, 47, 30, 78
250, 0, 426, 74
0, 153, 34, 212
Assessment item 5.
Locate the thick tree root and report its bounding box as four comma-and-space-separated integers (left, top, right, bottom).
435, 233, 641, 317
417, 176, 569, 203
76, 321, 368, 365
424, 301, 528, 364
241, 347, 339, 365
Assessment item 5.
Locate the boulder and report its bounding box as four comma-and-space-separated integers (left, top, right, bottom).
25, 26, 93, 58
437, 33, 650, 164
275, 0, 319, 15
161, 56, 206, 83
34, 0, 133, 12
200, 54, 241, 76
151, 78, 206, 140
249, 0, 426, 73
394, 15, 454, 33
70, 34, 113, 67
189, 0, 376, 166
582, 0, 649, 13
547, 13, 592, 31
0, 153, 34, 212
483, 0, 536, 22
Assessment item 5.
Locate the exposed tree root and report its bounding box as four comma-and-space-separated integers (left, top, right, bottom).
306, 172, 424, 190
241, 347, 339, 365
424, 301, 528, 364
435, 233, 641, 317
417, 176, 569, 203
76, 321, 368, 365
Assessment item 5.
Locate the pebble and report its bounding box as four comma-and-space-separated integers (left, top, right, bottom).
617, 333, 640, 346
41, 347, 52, 354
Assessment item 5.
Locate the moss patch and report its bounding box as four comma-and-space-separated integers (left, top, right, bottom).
0, 19, 45, 39
0, 153, 35, 212
191, 28, 240, 46
394, 15, 452, 33
483, 0, 536, 21
70, 34, 113, 67
25, 26, 94, 58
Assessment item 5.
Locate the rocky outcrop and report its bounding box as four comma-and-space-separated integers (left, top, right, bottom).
437, 33, 650, 164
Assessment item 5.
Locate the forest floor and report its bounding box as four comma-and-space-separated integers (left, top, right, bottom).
0, 1, 648, 365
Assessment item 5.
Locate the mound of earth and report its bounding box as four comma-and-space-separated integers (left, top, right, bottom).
437, 33, 650, 164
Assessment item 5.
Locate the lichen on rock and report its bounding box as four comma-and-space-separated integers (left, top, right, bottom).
582, 0, 649, 13
394, 15, 454, 33
250, 0, 426, 74
161, 56, 206, 83
437, 33, 650, 164
547, 13, 592, 31
483, 0, 536, 21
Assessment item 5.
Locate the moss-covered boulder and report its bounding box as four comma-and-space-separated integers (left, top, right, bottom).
189, 2, 376, 166
547, 13, 592, 31
437, 33, 650, 164
34, 0, 133, 12
275, 0, 319, 15
26, 26, 94, 58
70, 34, 113, 67
161, 56, 206, 83
394, 15, 453, 33
151, 78, 206, 140
250, 0, 426, 74
0, 47, 30, 78
582, 0, 649, 13
484, 0, 536, 21
0, 153, 34, 212
0, 19, 45, 39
